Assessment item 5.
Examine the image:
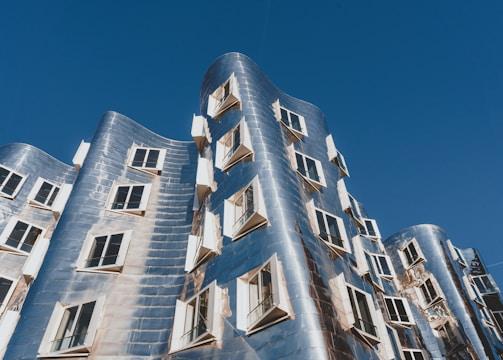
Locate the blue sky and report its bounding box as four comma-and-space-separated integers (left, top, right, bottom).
1, 1, 502, 284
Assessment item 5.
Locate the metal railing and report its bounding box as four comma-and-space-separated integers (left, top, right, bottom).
247, 294, 274, 326
51, 332, 87, 352
85, 254, 118, 268
180, 320, 207, 347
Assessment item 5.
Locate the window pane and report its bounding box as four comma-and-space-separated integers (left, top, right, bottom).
326, 215, 343, 247
260, 264, 273, 310
132, 149, 147, 167
425, 279, 437, 301
112, 186, 129, 209
349, 196, 360, 217
385, 298, 399, 321
305, 157, 319, 182
232, 126, 241, 153
394, 299, 409, 322
223, 81, 230, 100
356, 291, 376, 336
420, 284, 431, 304
127, 186, 144, 209
102, 233, 123, 265
289, 113, 302, 132
87, 236, 107, 267
378, 256, 392, 276
365, 220, 376, 237
404, 352, 413, 360
53, 305, 78, 351
2, 173, 22, 196
296, 153, 306, 176
0, 167, 9, 188
415, 352, 425, 360
71, 301, 96, 348
249, 273, 260, 317
35, 182, 53, 204
315, 210, 327, 240
196, 289, 209, 338
6, 221, 29, 249
0, 277, 13, 304
21, 226, 42, 253
145, 150, 160, 168
280, 108, 289, 126
407, 243, 419, 263
47, 186, 60, 207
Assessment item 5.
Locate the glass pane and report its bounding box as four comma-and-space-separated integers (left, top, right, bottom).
425, 279, 437, 301
71, 301, 96, 348
145, 150, 160, 168
415, 352, 425, 360
2, 173, 22, 196
305, 157, 319, 182
365, 220, 376, 237
385, 298, 398, 321
326, 215, 343, 247
132, 149, 147, 167
280, 108, 289, 126
420, 284, 431, 304
295, 153, 306, 176
21, 226, 42, 253
184, 299, 196, 342
0, 277, 13, 304
404, 352, 413, 360
378, 256, 391, 276
394, 299, 409, 322
356, 291, 376, 336
315, 210, 328, 241
289, 113, 302, 132
232, 126, 241, 153
349, 196, 360, 217
112, 186, 129, 209
47, 186, 60, 207
196, 289, 209, 338
0, 167, 9, 188
223, 81, 230, 100
407, 243, 419, 263
102, 233, 123, 265
34, 181, 53, 204
249, 273, 260, 317
260, 264, 273, 310
127, 186, 144, 209
53, 305, 78, 351
87, 236, 107, 267
6, 221, 29, 249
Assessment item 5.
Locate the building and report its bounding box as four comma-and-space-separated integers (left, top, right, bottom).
0, 53, 501, 359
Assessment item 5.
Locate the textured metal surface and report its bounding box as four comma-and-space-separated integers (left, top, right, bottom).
384, 224, 503, 359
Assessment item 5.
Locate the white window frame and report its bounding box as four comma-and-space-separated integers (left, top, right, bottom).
471, 274, 499, 295
76, 230, 133, 273
27, 177, 61, 209
185, 210, 220, 272
402, 349, 427, 360
107, 182, 152, 216
215, 118, 253, 171
127, 145, 166, 175
0, 217, 45, 255
207, 73, 240, 118
492, 310, 503, 334
272, 100, 308, 141
287, 146, 326, 190
236, 253, 293, 334
368, 252, 395, 279
360, 218, 381, 240
325, 134, 350, 177
0, 165, 26, 199
417, 277, 443, 309
38, 297, 105, 358
169, 281, 222, 353
462, 275, 486, 307
309, 202, 350, 255
336, 179, 365, 227
446, 240, 467, 267
223, 176, 267, 240
399, 238, 426, 269
0, 275, 17, 315
383, 295, 415, 326
191, 115, 212, 151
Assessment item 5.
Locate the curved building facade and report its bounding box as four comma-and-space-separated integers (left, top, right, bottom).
1, 53, 501, 359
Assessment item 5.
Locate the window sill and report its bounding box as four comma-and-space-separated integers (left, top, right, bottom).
75, 266, 123, 274
168, 334, 216, 354
232, 216, 268, 241
106, 208, 146, 217
246, 306, 291, 336
279, 122, 306, 142
127, 165, 161, 176
0, 245, 29, 256
296, 172, 325, 191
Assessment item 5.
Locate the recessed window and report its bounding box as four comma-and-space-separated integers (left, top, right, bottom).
325, 134, 350, 177
185, 210, 220, 272
287, 147, 326, 190
312, 205, 350, 254
472, 274, 499, 295
0, 276, 16, 314
272, 100, 307, 141
169, 281, 222, 353
418, 277, 442, 308
215, 119, 253, 171
128, 146, 166, 174
236, 254, 292, 334
223, 176, 267, 240
383, 296, 415, 326
403, 349, 426, 360
27, 178, 73, 214
0, 218, 44, 254
337, 179, 364, 226
108, 183, 152, 215
368, 252, 394, 279
77, 231, 132, 273
38, 297, 105, 357
0, 165, 25, 199
359, 218, 381, 240
207, 73, 240, 118
399, 238, 425, 269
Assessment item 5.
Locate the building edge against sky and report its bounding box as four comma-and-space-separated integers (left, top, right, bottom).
0, 52, 501, 359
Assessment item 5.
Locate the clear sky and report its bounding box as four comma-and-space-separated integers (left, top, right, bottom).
1, 1, 502, 284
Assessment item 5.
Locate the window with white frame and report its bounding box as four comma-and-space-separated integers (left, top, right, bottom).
76, 231, 132, 273
286, 146, 326, 190
492, 310, 503, 333
0, 218, 44, 254
0, 165, 25, 199
215, 119, 253, 171
403, 349, 426, 360
326, 134, 349, 177
435, 321, 459, 352
29, 179, 60, 208
108, 183, 152, 215
472, 274, 499, 295
313, 206, 350, 254
399, 239, 425, 269
272, 100, 307, 140
418, 277, 442, 308
169, 281, 222, 353
368, 253, 394, 279
463, 275, 485, 306
446, 240, 467, 267
359, 218, 381, 239
38, 297, 105, 357
223, 176, 267, 240
336, 179, 364, 226
383, 296, 415, 326
0, 276, 16, 314
207, 73, 240, 118
185, 210, 220, 272
236, 254, 292, 334
364, 251, 384, 291
128, 146, 166, 174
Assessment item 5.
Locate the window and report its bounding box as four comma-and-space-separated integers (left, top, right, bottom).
492, 311, 503, 333
403, 349, 426, 360
326, 134, 350, 177
128, 146, 166, 174
31, 180, 60, 207
27, 178, 73, 214
169, 281, 222, 353
336, 179, 364, 226
236, 254, 292, 334
399, 238, 425, 269
215, 119, 253, 171
368, 253, 394, 279
107, 183, 152, 215
0, 217, 44, 254
272, 100, 307, 140
38, 297, 105, 357
77, 231, 133, 273
195, 156, 215, 206
207, 73, 240, 118
0, 276, 16, 314
333, 273, 380, 345
223, 176, 267, 240
287, 146, 326, 190
185, 210, 220, 272
446, 240, 467, 267
359, 218, 381, 240
463, 275, 485, 306
472, 274, 499, 295
418, 277, 442, 308
312, 205, 350, 254
384, 296, 415, 326
191, 115, 212, 151
435, 322, 459, 352
0, 165, 25, 199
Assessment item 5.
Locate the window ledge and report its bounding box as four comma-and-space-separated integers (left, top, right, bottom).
246, 307, 291, 336
296, 171, 324, 191
105, 208, 146, 217
127, 165, 161, 176
75, 266, 122, 275
232, 216, 268, 241
0, 245, 29, 256
279, 122, 306, 142
169, 334, 216, 354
